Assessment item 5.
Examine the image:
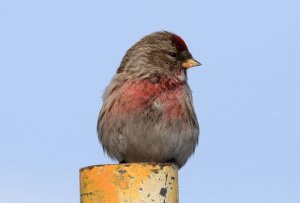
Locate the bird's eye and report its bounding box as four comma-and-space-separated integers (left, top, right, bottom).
169, 52, 177, 58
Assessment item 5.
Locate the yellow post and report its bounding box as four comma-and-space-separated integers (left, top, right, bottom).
80, 163, 178, 203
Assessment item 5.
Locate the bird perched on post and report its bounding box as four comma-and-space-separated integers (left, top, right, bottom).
97, 31, 201, 169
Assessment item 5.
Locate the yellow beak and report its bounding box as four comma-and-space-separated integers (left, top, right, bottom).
181, 58, 202, 69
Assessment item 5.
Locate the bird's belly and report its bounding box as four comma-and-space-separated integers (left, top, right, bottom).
123, 92, 198, 166
124, 116, 198, 167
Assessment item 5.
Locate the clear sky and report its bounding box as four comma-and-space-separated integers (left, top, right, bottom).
0, 0, 299, 202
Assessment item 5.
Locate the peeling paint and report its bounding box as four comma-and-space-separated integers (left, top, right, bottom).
80, 163, 178, 203
159, 187, 168, 197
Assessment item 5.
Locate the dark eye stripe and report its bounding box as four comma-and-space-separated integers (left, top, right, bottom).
169, 52, 177, 57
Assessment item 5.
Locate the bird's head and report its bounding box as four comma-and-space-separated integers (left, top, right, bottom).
117, 31, 201, 80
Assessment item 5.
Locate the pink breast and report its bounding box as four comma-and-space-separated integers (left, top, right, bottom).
117, 78, 185, 119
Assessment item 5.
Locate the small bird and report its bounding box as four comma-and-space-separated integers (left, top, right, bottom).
97, 31, 201, 168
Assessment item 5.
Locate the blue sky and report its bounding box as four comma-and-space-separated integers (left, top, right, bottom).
0, 0, 299, 202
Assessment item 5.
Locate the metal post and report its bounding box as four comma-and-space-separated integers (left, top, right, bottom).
80, 163, 178, 203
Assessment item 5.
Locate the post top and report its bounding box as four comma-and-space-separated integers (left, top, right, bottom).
80, 162, 178, 172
